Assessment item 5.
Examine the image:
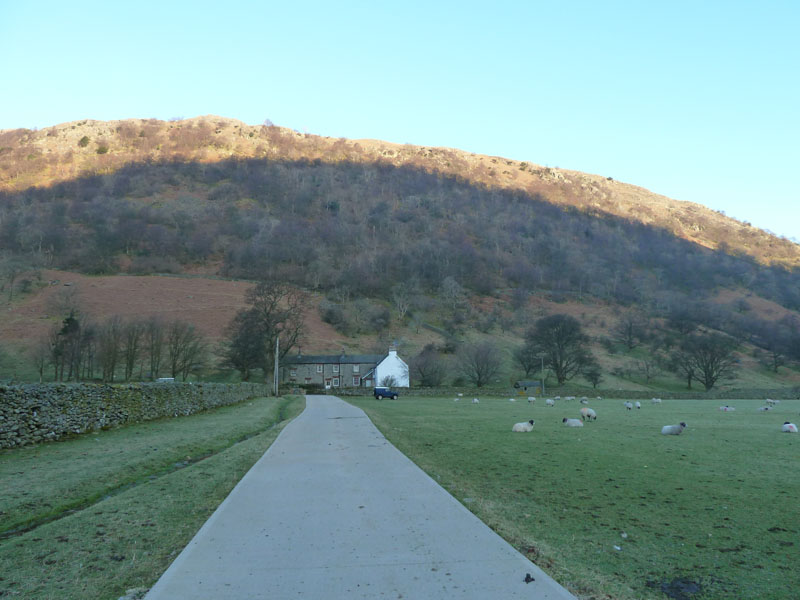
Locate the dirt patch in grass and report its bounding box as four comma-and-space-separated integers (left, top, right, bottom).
646, 577, 703, 600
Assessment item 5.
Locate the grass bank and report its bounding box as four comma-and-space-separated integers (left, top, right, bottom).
0, 395, 304, 599
348, 395, 799, 599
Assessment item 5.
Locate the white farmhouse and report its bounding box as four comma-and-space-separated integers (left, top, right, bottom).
367, 349, 410, 388
282, 348, 409, 389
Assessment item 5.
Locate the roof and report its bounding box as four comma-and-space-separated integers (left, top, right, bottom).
283, 354, 386, 366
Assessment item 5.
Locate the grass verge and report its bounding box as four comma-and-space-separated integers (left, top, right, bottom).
0, 395, 304, 599
348, 395, 800, 600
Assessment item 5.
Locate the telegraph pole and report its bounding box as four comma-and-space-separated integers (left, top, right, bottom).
541, 355, 545, 395
273, 337, 280, 396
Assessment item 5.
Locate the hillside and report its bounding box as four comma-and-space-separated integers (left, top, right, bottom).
0, 116, 799, 389
2, 116, 798, 268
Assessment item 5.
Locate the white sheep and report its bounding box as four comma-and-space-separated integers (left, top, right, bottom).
661, 422, 687, 435
580, 407, 597, 421
458, 393, 463, 397
454, 398, 459, 402
472, 398, 480, 404
624, 401, 633, 410
782, 422, 798, 433
766, 399, 779, 406
580, 397, 589, 404
596, 396, 603, 400
719, 405, 735, 412
545, 398, 555, 407
563, 417, 583, 427
634, 401, 641, 409
554, 396, 561, 400
651, 398, 662, 404
527, 396, 536, 404
758, 406, 771, 412
509, 398, 516, 402
512, 419, 535, 432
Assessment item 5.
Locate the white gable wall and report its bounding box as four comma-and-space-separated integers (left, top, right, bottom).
374, 350, 410, 387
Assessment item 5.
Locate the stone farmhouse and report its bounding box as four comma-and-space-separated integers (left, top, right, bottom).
282, 349, 409, 390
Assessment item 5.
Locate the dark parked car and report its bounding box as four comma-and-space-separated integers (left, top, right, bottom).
373, 386, 398, 400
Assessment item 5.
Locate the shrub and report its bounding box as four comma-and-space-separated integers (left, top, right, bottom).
96, 144, 109, 154
78, 136, 90, 147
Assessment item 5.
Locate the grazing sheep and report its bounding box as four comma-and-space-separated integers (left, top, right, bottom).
565, 396, 576, 401
458, 393, 463, 397
509, 398, 516, 402
766, 399, 781, 406
758, 406, 771, 412
472, 398, 480, 404
719, 405, 736, 412
454, 398, 459, 402
624, 401, 633, 410
596, 396, 603, 400
634, 401, 641, 409
580, 397, 589, 404
580, 407, 597, 421
554, 396, 561, 401
527, 396, 536, 404
651, 398, 662, 404
661, 422, 687, 435
546, 398, 555, 407
782, 422, 798, 433
512, 419, 535, 432
563, 417, 583, 427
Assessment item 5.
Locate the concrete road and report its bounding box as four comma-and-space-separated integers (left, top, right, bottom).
144, 395, 576, 599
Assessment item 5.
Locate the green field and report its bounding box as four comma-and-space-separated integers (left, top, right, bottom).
0, 395, 304, 600
348, 395, 800, 599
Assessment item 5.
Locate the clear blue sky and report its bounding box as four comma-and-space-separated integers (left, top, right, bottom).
2, 1, 798, 240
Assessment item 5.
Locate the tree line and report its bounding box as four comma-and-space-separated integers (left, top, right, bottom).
31, 312, 208, 383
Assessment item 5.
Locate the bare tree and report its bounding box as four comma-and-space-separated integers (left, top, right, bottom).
31, 336, 50, 382
636, 356, 663, 383
440, 276, 467, 312
179, 330, 207, 381
221, 309, 265, 381
144, 316, 166, 380
669, 348, 696, 389
513, 342, 541, 377
167, 321, 202, 379
97, 316, 124, 382
611, 310, 648, 350
380, 374, 398, 387
122, 319, 144, 381
525, 314, 595, 385
391, 283, 412, 320
0, 255, 30, 302
239, 281, 306, 383
680, 333, 739, 391
458, 341, 502, 387
410, 344, 448, 387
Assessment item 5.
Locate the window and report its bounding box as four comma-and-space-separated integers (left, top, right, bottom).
333, 364, 340, 373
316, 364, 323, 373
352, 364, 360, 373
353, 376, 360, 386
332, 377, 340, 387
290, 369, 297, 377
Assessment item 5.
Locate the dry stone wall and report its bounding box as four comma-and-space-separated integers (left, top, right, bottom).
0, 382, 269, 449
